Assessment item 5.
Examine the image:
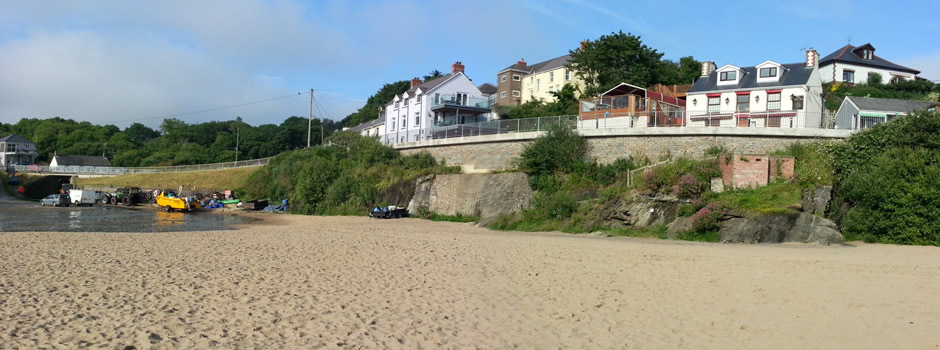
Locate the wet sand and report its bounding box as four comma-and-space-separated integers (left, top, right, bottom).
0, 215, 938, 349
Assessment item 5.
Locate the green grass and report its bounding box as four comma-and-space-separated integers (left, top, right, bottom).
425, 213, 478, 223
604, 225, 668, 239
704, 181, 803, 216
74, 167, 261, 190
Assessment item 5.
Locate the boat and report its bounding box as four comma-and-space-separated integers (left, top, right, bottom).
155, 190, 202, 212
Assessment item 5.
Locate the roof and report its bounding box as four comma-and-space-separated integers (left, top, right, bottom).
477, 83, 497, 95
845, 96, 935, 114
648, 83, 692, 97
348, 118, 385, 132
0, 134, 33, 144
819, 44, 920, 75
52, 155, 112, 167
498, 54, 572, 75
601, 83, 647, 97
403, 74, 454, 96
688, 63, 815, 93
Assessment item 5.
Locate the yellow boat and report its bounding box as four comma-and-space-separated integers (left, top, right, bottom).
156, 190, 201, 212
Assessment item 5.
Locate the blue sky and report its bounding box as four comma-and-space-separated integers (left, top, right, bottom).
1, 0, 938, 128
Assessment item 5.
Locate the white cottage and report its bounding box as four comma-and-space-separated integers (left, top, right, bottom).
833, 96, 934, 130
383, 62, 492, 144
819, 43, 921, 84
686, 51, 824, 128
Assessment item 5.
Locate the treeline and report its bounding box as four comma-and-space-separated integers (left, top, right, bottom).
824, 78, 939, 111
0, 116, 335, 167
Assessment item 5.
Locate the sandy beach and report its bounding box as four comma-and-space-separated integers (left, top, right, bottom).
1, 215, 938, 349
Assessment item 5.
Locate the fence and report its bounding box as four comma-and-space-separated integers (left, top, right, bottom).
383, 115, 578, 144
581, 111, 829, 130
12, 157, 272, 176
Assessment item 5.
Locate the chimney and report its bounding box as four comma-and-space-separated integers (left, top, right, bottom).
410, 77, 422, 88
805, 49, 819, 67
517, 58, 527, 67
580, 40, 588, 51
701, 61, 717, 76
452, 61, 465, 75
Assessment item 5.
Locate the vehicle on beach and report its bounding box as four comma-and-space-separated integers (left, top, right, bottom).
39, 194, 70, 207
369, 205, 408, 219
68, 189, 96, 206
156, 190, 201, 212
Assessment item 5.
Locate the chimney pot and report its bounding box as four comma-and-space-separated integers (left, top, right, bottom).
517, 58, 526, 67
411, 77, 422, 88
580, 40, 588, 51
452, 61, 465, 75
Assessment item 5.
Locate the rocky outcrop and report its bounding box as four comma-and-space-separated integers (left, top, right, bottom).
666, 217, 693, 239
589, 195, 681, 228
407, 173, 533, 224
718, 212, 843, 245
801, 186, 832, 216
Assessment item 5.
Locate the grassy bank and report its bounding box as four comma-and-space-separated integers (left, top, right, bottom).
74, 167, 260, 190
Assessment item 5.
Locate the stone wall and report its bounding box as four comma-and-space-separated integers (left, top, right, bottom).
719, 155, 796, 189
398, 130, 846, 171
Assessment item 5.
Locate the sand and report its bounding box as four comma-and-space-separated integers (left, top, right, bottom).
0, 215, 938, 349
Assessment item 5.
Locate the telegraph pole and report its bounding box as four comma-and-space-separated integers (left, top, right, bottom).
307, 88, 314, 148
234, 125, 240, 164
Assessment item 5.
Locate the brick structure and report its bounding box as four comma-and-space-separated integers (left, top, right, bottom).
719, 154, 795, 189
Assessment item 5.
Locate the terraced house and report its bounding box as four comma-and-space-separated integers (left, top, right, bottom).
685, 50, 825, 128
495, 54, 585, 107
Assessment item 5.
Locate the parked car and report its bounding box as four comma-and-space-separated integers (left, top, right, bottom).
40, 194, 70, 207
68, 189, 96, 206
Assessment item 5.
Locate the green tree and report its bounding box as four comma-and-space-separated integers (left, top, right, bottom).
567, 31, 665, 96
423, 69, 444, 81
338, 81, 410, 129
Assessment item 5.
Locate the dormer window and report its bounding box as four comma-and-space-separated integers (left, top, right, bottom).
720, 71, 736, 81
759, 67, 777, 78
862, 50, 872, 60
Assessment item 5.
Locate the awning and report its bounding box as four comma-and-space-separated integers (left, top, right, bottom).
735, 91, 750, 95
859, 112, 888, 118
706, 93, 721, 97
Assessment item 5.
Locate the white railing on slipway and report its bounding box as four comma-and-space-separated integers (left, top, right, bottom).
12, 157, 273, 175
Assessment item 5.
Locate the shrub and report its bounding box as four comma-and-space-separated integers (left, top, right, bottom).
691, 202, 723, 233
773, 141, 837, 185
671, 174, 707, 199
839, 147, 940, 245
520, 124, 589, 177
529, 191, 578, 220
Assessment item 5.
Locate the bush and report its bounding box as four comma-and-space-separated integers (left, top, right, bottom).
529, 191, 578, 220
839, 147, 940, 245
520, 124, 589, 177
691, 202, 723, 233
773, 141, 837, 185
641, 158, 720, 195
671, 174, 707, 199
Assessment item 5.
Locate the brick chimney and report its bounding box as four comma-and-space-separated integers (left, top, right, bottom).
517, 58, 526, 67
805, 49, 819, 67
701, 61, 717, 76
451, 61, 465, 75
410, 77, 422, 88
580, 40, 588, 51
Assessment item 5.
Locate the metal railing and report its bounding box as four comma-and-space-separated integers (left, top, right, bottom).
12, 157, 272, 175
579, 111, 828, 129
382, 115, 578, 144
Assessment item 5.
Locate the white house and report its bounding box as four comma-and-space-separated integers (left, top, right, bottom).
686, 50, 824, 128
833, 96, 934, 130
819, 43, 921, 84
50, 155, 111, 168
0, 134, 37, 167
347, 115, 386, 138
383, 62, 492, 144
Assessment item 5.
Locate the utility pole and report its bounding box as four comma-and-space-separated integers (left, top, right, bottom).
234, 125, 240, 164
308, 88, 314, 148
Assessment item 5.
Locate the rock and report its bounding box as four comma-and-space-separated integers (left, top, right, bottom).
710, 177, 725, 193
406, 175, 435, 216
666, 217, 693, 239
785, 212, 843, 245
592, 196, 680, 228
801, 186, 832, 216
410, 173, 532, 223
719, 213, 799, 243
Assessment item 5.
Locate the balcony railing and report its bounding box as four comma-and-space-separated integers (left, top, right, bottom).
431, 94, 492, 110
383, 115, 578, 144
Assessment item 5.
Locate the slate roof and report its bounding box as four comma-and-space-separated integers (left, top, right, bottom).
404, 74, 454, 96
846, 96, 934, 113
688, 63, 815, 93
477, 83, 497, 95
820, 44, 920, 74
498, 55, 572, 75
53, 155, 112, 167
0, 134, 33, 144
348, 118, 385, 132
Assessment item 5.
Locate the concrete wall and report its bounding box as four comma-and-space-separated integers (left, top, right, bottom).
396, 128, 852, 171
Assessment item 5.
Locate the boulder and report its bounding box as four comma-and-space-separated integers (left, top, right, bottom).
710, 177, 724, 193
785, 212, 843, 245
592, 196, 680, 228
406, 175, 435, 215
801, 186, 832, 216
719, 213, 799, 243
408, 172, 532, 223
666, 217, 693, 239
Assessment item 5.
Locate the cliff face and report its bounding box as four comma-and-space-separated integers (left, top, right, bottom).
408, 173, 532, 223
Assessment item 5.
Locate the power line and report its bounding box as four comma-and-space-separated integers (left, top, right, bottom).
110, 92, 306, 124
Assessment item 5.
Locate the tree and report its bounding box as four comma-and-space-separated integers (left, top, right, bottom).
124, 123, 160, 144
423, 69, 444, 81
338, 81, 410, 128
867, 72, 883, 86
567, 31, 665, 96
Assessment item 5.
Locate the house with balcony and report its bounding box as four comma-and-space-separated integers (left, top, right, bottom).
495, 54, 585, 107
833, 96, 935, 130
383, 61, 493, 144
819, 43, 921, 84
0, 134, 37, 167
685, 50, 824, 128
578, 83, 687, 128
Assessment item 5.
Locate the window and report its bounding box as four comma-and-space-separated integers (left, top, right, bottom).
394, 101, 399, 109
862, 50, 872, 60
890, 76, 905, 84
500, 91, 507, 98
705, 118, 721, 127
707, 96, 720, 114
536, 79, 540, 91
401, 117, 406, 129
759, 67, 777, 78
530, 77, 533, 84
392, 120, 396, 129
767, 92, 781, 111
842, 70, 855, 83
456, 93, 468, 105
512, 90, 520, 97
565, 69, 571, 81
501, 75, 507, 82
434, 93, 440, 104
792, 95, 804, 110
736, 94, 749, 112
550, 72, 554, 82
6, 143, 15, 152
513, 74, 521, 81
415, 112, 420, 126
720, 71, 736, 81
